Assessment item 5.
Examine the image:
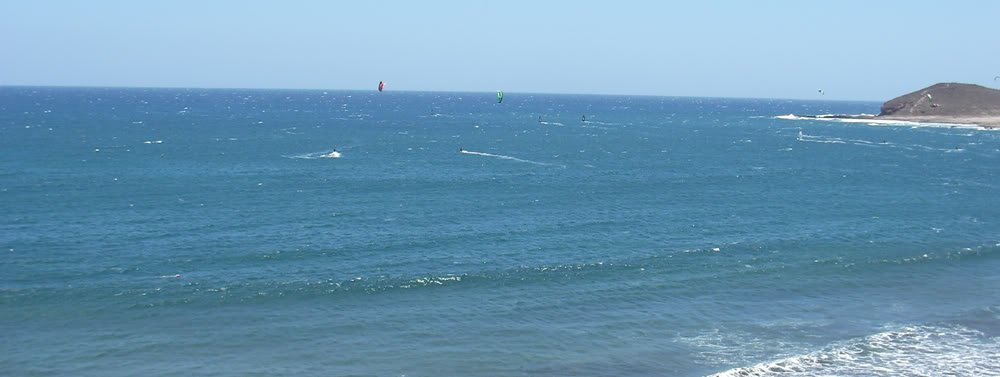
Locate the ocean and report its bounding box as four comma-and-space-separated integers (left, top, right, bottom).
1, 86, 998, 376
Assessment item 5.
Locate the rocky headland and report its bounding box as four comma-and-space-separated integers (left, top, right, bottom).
877, 83, 1000, 127
784, 83, 1000, 129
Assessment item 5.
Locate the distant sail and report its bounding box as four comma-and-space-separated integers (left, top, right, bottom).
378, 81, 385, 92
818, 89, 824, 95
497, 90, 504, 103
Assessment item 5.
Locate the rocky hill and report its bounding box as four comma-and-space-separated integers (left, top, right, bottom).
878, 83, 1000, 126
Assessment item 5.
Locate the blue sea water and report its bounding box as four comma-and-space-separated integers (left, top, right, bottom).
1, 86, 998, 376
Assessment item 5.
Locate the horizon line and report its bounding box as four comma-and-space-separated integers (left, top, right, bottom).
0, 83, 882, 103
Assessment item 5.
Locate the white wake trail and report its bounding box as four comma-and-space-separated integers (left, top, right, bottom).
460, 150, 560, 167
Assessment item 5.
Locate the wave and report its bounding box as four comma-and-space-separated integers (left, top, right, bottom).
775, 114, 810, 121
460, 149, 561, 167
710, 324, 1000, 376
6, 241, 996, 315
775, 114, 997, 131
96, 260, 631, 309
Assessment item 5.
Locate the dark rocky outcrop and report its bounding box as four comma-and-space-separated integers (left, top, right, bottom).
782, 83, 1000, 128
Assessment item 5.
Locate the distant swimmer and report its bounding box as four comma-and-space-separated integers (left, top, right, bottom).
459, 147, 466, 153
581, 114, 587, 122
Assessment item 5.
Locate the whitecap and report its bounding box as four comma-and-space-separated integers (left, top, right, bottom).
709, 324, 1000, 377
775, 113, 998, 131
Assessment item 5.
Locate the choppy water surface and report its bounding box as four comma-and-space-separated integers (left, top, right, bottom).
2, 87, 998, 376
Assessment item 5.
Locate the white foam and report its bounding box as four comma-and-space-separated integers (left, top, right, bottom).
775, 114, 998, 131
405, 274, 463, 287
710, 325, 1000, 377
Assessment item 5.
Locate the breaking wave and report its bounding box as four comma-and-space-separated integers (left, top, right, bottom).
711, 324, 1000, 376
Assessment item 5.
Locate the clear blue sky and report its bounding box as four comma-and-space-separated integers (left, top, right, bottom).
2, 1, 998, 100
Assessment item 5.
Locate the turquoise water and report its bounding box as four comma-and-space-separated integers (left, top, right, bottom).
2, 87, 998, 376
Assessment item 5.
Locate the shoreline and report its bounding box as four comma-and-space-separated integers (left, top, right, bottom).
776, 113, 1000, 130
878, 115, 1000, 128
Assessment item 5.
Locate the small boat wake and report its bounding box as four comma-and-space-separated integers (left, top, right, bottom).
582, 120, 617, 126
284, 148, 342, 159
536, 116, 565, 126
580, 119, 615, 130
797, 131, 966, 153
796, 131, 848, 144
460, 149, 562, 167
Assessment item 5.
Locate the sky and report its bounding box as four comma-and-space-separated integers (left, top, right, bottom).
1, 1, 998, 100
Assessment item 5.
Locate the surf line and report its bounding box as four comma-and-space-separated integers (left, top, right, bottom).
459, 149, 559, 167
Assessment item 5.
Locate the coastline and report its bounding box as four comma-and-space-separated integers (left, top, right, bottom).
877, 115, 1000, 128
776, 113, 1000, 130
875, 83, 1000, 128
